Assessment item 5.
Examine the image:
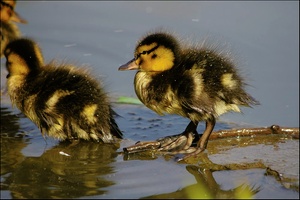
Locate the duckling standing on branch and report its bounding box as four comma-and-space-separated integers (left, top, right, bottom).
0, 0, 27, 57
5, 38, 122, 143
119, 31, 259, 159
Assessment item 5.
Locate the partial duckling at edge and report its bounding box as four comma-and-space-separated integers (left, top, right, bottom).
119, 31, 259, 159
0, 0, 27, 57
5, 38, 122, 143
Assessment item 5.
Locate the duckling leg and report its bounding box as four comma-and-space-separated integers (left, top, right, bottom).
198, 117, 216, 150
179, 117, 216, 161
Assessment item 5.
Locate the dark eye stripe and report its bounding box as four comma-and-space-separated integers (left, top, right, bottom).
136, 45, 159, 59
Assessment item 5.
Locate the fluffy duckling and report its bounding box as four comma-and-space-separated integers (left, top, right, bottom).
5, 38, 122, 143
1, 0, 27, 57
119, 31, 259, 158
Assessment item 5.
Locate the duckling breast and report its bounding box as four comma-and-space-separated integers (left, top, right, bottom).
134, 69, 209, 120
6, 74, 27, 107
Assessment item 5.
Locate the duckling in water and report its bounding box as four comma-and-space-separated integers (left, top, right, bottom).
119, 31, 259, 159
5, 38, 122, 143
0, 0, 27, 57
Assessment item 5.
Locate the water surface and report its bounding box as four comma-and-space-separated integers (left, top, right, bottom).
1, 1, 299, 199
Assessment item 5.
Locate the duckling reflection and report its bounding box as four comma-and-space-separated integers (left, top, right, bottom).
1, 106, 20, 137
119, 31, 259, 159
1, 142, 119, 199
0, 0, 27, 57
1, 134, 27, 178
142, 164, 260, 199
1, 103, 27, 177
4, 38, 122, 143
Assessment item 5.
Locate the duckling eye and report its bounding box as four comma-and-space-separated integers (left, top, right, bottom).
0, 1, 14, 11
141, 51, 147, 55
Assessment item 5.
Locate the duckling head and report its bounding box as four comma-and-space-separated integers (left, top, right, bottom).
0, 0, 27, 23
5, 38, 44, 77
119, 32, 181, 72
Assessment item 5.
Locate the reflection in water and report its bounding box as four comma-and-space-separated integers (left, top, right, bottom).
141, 153, 260, 199
142, 165, 260, 199
1, 105, 27, 178
1, 106, 21, 137
1, 137, 27, 177
1, 141, 120, 199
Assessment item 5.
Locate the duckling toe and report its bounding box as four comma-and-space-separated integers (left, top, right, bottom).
123, 140, 161, 153
158, 131, 194, 152
176, 147, 206, 162
123, 131, 197, 155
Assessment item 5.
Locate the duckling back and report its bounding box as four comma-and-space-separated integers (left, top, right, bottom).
5, 38, 122, 143
179, 47, 259, 118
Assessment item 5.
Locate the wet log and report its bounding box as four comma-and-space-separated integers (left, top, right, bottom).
209, 124, 299, 140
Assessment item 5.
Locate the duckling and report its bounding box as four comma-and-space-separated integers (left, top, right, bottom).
119, 31, 259, 159
4, 38, 122, 143
1, 0, 27, 57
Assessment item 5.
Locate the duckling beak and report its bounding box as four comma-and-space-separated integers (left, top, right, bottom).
118, 59, 139, 71
11, 11, 27, 24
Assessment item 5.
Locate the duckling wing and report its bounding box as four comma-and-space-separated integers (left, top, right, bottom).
37, 110, 61, 128
180, 98, 217, 121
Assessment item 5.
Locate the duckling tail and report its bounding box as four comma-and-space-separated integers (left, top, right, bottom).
242, 94, 260, 107
110, 117, 123, 139
110, 108, 123, 139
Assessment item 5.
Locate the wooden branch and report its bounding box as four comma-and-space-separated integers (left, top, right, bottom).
209, 124, 299, 140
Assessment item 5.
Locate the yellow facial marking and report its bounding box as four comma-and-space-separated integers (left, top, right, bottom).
136, 44, 174, 72
221, 73, 237, 89
6, 53, 29, 76
81, 104, 98, 124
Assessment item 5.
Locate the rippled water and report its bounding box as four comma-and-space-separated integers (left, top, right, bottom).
1, 1, 299, 199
